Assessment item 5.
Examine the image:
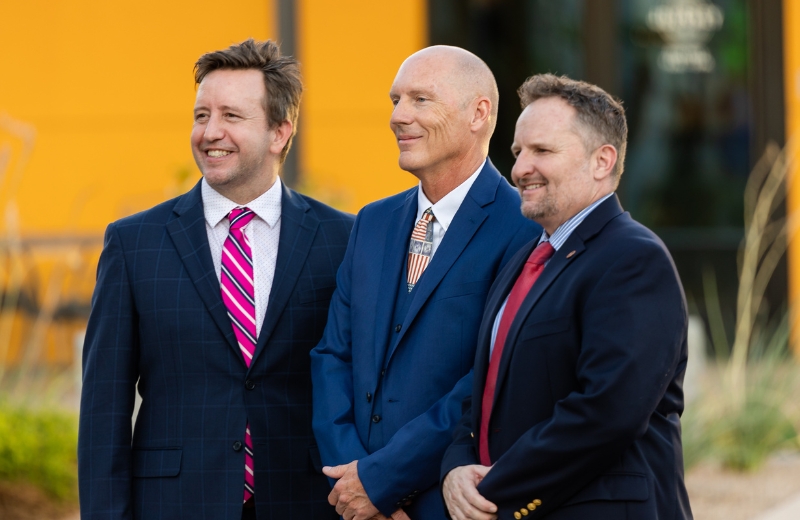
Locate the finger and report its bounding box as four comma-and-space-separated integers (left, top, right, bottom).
323, 464, 347, 479
327, 488, 339, 506
464, 485, 497, 515
391, 509, 411, 520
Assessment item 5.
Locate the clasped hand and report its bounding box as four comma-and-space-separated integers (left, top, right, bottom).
442, 465, 498, 520
323, 461, 410, 520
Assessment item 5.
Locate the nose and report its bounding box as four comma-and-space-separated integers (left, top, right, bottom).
203, 113, 225, 142
390, 98, 413, 128
510, 150, 533, 186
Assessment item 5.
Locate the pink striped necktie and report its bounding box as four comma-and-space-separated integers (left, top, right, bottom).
220, 207, 257, 503
407, 208, 435, 292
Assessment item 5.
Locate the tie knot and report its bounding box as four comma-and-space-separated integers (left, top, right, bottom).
229, 207, 255, 230
527, 241, 555, 265
422, 207, 435, 222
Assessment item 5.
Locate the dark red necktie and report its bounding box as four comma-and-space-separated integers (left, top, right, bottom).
479, 241, 555, 466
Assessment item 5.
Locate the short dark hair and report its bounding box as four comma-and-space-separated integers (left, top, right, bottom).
194, 39, 302, 163
518, 74, 628, 178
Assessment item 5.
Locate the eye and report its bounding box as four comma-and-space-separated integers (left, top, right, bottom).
416, 96, 427, 103
225, 112, 241, 120
391, 98, 399, 107
194, 113, 209, 122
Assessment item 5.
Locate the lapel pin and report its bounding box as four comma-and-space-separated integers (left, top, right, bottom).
566, 250, 576, 259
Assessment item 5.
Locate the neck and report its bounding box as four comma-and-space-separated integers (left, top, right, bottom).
417, 153, 485, 204
214, 172, 279, 205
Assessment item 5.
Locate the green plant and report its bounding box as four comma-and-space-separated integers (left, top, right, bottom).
684, 142, 800, 471
0, 401, 78, 501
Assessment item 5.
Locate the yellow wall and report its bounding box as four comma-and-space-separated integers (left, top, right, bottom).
0, 0, 275, 235
785, 0, 800, 355
0, 0, 276, 366
297, 0, 427, 212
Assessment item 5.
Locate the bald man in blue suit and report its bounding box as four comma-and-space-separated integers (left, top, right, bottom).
310, 46, 541, 520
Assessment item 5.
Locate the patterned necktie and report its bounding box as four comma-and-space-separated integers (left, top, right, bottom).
407, 208, 435, 292
479, 241, 555, 466
220, 207, 257, 503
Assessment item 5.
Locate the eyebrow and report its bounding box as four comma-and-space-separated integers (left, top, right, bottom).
389, 88, 435, 99
193, 104, 243, 113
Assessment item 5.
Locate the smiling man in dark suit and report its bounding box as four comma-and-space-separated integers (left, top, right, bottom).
78, 39, 353, 520
310, 46, 541, 520
441, 74, 693, 520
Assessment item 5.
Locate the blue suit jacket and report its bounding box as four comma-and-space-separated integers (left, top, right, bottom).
441, 195, 693, 520
78, 181, 353, 520
311, 161, 541, 517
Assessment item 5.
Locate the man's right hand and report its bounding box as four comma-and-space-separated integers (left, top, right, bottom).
442, 465, 498, 520
368, 508, 411, 520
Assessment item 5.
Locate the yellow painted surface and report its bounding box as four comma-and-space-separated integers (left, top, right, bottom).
785, 0, 800, 355
297, 0, 427, 212
0, 0, 275, 234
0, 0, 275, 366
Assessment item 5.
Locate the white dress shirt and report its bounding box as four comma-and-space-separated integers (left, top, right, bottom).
202, 177, 282, 338
415, 159, 485, 257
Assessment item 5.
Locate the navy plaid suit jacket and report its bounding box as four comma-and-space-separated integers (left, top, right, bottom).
78, 180, 353, 520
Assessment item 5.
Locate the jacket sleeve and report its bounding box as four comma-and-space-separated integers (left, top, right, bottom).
78, 224, 139, 520
311, 214, 371, 470
476, 242, 687, 518
356, 369, 474, 515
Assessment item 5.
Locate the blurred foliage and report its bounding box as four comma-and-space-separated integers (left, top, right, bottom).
684, 143, 800, 471
682, 356, 800, 471
0, 401, 78, 501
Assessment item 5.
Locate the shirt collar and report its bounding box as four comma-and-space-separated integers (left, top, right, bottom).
539, 192, 614, 251
201, 176, 283, 229
416, 158, 485, 231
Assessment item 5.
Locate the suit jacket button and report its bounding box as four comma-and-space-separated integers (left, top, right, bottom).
372, 415, 381, 423
366, 392, 372, 402
514, 513, 522, 520
233, 441, 243, 452
395, 324, 402, 332
245, 380, 256, 390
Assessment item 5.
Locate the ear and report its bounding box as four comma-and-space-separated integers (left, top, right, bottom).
268, 119, 294, 155
470, 96, 492, 131
592, 144, 617, 181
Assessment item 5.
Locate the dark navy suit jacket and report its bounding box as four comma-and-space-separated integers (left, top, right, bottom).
441, 195, 693, 520
311, 161, 542, 518
78, 180, 353, 520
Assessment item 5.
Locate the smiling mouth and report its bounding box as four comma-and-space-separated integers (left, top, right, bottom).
522, 183, 545, 191
207, 150, 232, 158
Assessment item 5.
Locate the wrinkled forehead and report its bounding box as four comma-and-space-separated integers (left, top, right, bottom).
391, 54, 458, 96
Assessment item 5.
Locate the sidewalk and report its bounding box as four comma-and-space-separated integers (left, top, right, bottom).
756, 492, 800, 520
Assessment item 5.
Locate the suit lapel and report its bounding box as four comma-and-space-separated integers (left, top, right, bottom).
385, 163, 500, 367
493, 195, 625, 396
249, 184, 318, 370
373, 190, 418, 372
166, 181, 240, 356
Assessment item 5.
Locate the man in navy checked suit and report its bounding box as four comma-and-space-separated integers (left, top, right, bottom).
78, 39, 353, 520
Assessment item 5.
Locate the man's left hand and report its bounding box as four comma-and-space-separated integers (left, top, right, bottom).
323, 461, 380, 520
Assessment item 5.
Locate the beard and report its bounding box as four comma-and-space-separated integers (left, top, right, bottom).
520, 192, 558, 222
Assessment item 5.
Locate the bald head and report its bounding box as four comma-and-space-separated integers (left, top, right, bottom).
400, 46, 499, 137
389, 45, 498, 198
